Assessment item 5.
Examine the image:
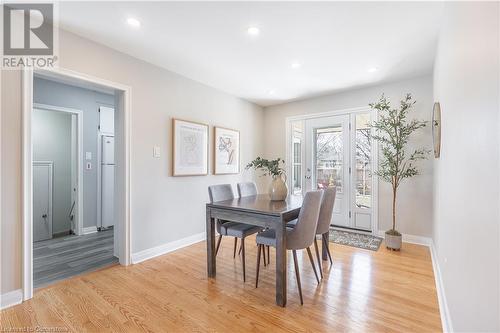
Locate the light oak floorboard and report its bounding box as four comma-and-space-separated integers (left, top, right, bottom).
1, 236, 442, 332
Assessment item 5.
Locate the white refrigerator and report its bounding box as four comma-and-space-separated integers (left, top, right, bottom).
101, 136, 114, 228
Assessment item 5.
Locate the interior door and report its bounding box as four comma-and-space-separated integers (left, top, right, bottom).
70, 115, 78, 233
33, 162, 53, 242
305, 115, 350, 227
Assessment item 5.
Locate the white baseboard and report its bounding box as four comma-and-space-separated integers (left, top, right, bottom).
430, 241, 454, 333
82, 226, 98, 235
377, 230, 432, 246
131, 232, 205, 264
1, 289, 23, 310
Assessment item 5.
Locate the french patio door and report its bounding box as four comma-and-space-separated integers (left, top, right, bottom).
291, 111, 374, 231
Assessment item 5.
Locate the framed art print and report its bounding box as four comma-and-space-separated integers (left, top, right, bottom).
214, 126, 240, 174
172, 118, 209, 176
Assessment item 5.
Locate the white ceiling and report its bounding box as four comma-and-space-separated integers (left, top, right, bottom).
58, 2, 444, 106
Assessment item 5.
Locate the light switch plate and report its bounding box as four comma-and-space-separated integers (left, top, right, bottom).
85, 152, 92, 160
153, 146, 160, 158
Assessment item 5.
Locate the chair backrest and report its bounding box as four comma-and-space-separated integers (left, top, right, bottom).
237, 182, 257, 197
208, 184, 234, 203
287, 190, 323, 250
316, 187, 336, 235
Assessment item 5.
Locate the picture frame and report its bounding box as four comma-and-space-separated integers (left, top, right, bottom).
172, 118, 209, 176
214, 126, 240, 174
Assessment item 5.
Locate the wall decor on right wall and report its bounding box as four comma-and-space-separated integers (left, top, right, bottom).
214, 126, 240, 174
432, 102, 441, 158
172, 118, 209, 176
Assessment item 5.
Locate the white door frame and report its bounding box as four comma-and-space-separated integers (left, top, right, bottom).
32, 161, 53, 241
33, 103, 84, 236
22, 67, 132, 301
285, 106, 379, 234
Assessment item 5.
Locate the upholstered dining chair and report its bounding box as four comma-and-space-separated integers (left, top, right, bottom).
237, 181, 271, 266
208, 184, 261, 282
287, 187, 336, 278
237, 181, 257, 197
255, 190, 323, 305
314, 187, 336, 277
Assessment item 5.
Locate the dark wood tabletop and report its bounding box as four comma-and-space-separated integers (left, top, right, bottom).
207, 194, 303, 216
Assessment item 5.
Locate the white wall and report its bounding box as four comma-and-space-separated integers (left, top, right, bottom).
0, 30, 264, 294
433, 2, 499, 332
1, 70, 22, 294
263, 76, 434, 237
32, 110, 72, 234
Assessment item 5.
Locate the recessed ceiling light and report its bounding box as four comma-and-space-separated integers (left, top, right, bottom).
368, 67, 378, 73
127, 17, 141, 28
247, 26, 260, 36
291, 62, 301, 69
268, 90, 275, 95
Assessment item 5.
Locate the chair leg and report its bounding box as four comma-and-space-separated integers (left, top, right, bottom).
215, 235, 222, 256
233, 237, 238, 259
322, 234, 333, 265
267, 245, 270, 264
255, 244, 262, 288
241, 238, 246, 282
263, 244, 267, 267
292, 250, 303, 305
306, 247, 320, 284
313, 238, 323, 279
238, 243, 242, 255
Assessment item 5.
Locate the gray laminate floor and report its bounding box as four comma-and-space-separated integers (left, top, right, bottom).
33, 229, 118, 289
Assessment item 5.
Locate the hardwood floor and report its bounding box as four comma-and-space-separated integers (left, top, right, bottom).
34, 229, 118, 288
1, 236, 442, 332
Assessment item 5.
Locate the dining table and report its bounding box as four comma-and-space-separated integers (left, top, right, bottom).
206, 194, 330, 307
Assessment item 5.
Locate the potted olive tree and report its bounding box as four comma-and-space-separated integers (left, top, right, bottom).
370, 94, 428, 250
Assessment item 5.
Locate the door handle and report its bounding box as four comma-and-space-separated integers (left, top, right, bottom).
305, 168, 311, 179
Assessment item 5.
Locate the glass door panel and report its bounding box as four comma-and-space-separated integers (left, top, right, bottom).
291, 121, 303, 195
305, 115, 350, 228
352, 113, 373, 230
289, 111, 374, 232
354, 113, 372, 208
315, 126, 343, 192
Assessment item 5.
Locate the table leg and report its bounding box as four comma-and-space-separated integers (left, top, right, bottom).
206, 206, 216, 278
322, 230, 329, 261
275, 218, 287, 307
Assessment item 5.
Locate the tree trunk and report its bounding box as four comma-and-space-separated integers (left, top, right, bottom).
392, 185, 397, 231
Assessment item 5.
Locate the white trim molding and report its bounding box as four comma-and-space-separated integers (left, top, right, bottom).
22, 69, 34, 301
131, 232, 205, 264
430, 241, 454, 333
1, 289, 23, 310
82, 226, 98, 235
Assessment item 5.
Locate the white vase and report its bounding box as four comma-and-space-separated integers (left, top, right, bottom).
268, 174, 288, 201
